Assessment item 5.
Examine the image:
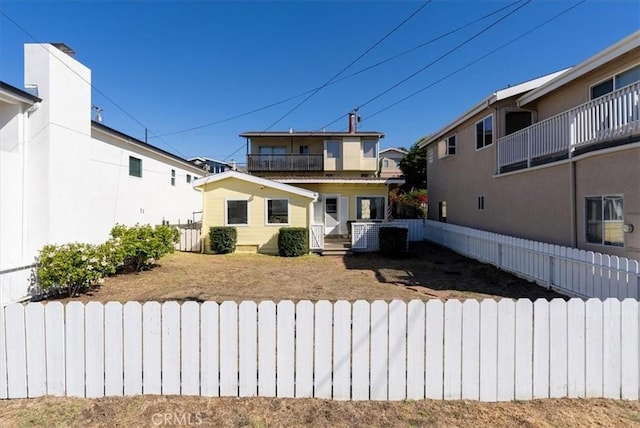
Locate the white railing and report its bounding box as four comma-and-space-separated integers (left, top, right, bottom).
351, 222, 409, 252
2, 299, 639, 401
0, 264, 36, 306
497, 82, 640, 172
423, 220, 640, 300
309, 224, 324, 250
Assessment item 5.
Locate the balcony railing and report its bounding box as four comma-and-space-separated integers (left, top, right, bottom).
247, 154, 324, 172
497, 82, 640, 173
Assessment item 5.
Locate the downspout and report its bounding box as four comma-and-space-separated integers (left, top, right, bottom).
570, 160, 578, 247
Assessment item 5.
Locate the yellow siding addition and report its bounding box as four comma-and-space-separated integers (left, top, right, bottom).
295, 183, 388, 220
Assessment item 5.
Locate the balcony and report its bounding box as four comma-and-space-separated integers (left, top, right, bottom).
247, 154, 324, 172
497, 82, 640, 173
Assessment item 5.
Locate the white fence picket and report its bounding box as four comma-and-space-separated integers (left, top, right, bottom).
603, 299, 621, 398
295, 301, 314, 398
533, 299, 549, 399
496, 299, 515, 401
200, 302, 219, 397
388, 300, 407, 401
258, 301, 276, 397
181, 301, 200, 396
549, 299, 567, 398
276, 301, 295, 398
514, 299, 533, 400
220, 301, 238, 396
85, 302, 104, 398
5, 304, 27, 398
620, 298, 639, 400
238, 301, 257, 397
461, 300, 480, 400
123, 302, 142, 396
352, 300, 370, 400
25, 303, 46, 397
314, 300, 333, 399
65, 302, 85, 397
162, 302, 181, 395
567, 299, 586, 398
104, 302, 123, 397
425, 300, 444, 400
143, 302, 161, 395
443, 300, 462, 400
370, 301, 389, 400
333, 300, 351, 400
585, 299, 604, 397
480, 300, 498, 402
0, 304, 7, 399
406, 300, 426, 400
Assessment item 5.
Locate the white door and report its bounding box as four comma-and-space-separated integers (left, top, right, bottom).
324, 196, 339, 235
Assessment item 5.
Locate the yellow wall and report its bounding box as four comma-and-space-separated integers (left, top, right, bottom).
201, 177, 313, 254
294, 183, 388, 220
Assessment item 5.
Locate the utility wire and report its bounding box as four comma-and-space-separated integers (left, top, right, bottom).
0, 10, 188, 158
150, 0, 521, 139
261, 0, 433, 132
361, 0, 587, 124
318, 0, 531, 130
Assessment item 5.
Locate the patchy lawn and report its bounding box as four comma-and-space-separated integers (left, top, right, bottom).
1, 396, 639, 427
49, 241, 564, 304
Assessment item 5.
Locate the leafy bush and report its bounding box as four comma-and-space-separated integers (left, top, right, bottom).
209, 227, 237, 254
110, 223, 179, 272
379, 227, 408, 257
278, 227, 308, 257
37, 243, 110, 297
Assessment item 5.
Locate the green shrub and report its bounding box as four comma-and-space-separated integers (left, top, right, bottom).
379, 227, 408, 257
37, 242, 108, 297
209, 227, 237, 254
110, 223, 180, 271
278, 227, 308, 257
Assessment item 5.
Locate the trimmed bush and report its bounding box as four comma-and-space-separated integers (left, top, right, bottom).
379, 227, 408, 257
278, 227, 308, 257
110, 223, 180, 271
209, 227, 237, 254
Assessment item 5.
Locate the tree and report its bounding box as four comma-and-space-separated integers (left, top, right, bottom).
399, 138, 427, 190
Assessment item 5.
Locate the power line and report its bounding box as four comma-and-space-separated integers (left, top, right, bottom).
318, 0, 532, 130
361, 0, 587, 124
150, 0, 522, 140
0, 10, 187, 158
261, 0, 433, 132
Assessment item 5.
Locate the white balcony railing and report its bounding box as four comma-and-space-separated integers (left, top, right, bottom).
497, 82, 640, 172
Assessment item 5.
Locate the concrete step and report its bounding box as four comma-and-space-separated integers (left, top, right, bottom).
320, 248, 352, 256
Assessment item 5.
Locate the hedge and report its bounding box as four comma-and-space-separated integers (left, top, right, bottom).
379, 227, 408, 257
278, 227, 308, 257
209, 227, 237, 254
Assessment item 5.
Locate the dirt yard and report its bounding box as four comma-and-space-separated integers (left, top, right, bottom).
49, 241, 564, 304
1, 396, 639, 427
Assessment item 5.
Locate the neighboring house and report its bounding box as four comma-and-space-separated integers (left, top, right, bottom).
378, 147, 407, 178
419, 31, 640, 261
195, 113, 404, 254
0, 43, 204, 303
188, 156, 235, 174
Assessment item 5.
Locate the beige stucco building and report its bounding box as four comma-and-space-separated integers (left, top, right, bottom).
379, 147, 407, 178
419, 31, 640, 261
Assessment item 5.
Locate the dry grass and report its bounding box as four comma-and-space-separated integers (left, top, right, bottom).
49, 241, 565, 304
1, 396, 639, 427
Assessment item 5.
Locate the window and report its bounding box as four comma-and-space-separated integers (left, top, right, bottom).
186, 174, 192, 183
438, 201, 447, 223
356, 196, 385, 220
477, 196, 484, 210
427, 147, 434, 163
476, 115, 493, 150
590, 64, 640, 99
129, 156, 142, 177
266, 199, 289, 224
299, 146, 309, 154
505, 111, 532, 135
586, 196, 624, 247
326, 140, 340, 158
362, 140, 377, 158
226, 200, 248, 225
383, 159, 389, 168
171, 169, 176, 186
446, 135, 456, 156
259, 146, 286, 155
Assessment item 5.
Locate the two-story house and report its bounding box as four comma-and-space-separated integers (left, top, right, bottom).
419, 31, 639, 261
193, 113, 404, 254
378, 147, 407, 178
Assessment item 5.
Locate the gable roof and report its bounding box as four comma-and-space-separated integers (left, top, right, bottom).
417, 69, 568, 149
380, 147, 407, 155
188, 156, 233, 167
192, 170, 319, 200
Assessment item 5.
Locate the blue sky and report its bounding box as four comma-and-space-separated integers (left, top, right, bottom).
1, 1, 638, 164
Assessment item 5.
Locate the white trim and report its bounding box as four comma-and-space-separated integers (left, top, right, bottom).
275, 177, 404, 185
225, 198, 250, 227
518, 31, 640, 106
379, 147, 408, 155
193, 170, 318, 200
589, 62, 640, 100
265, 198, 290, 226
355, 195, 386, 221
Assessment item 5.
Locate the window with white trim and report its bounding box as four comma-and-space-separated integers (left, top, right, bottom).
476, 115, 493, 150
226, 200, 249, 226
446, 135, 456, 155
585, 195, 624, 247
266, 199, 289, 225
590, 64, 640, 99
356, 196, 385, 220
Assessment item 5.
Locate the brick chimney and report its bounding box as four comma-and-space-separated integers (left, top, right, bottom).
348, 111, 356, 133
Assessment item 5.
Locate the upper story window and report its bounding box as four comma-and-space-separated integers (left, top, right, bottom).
171, 169, 176, 186
362, 140, 377, 158
446, 135, 456, 155
476, 115, 493, 150
383, 159, 389, 168
326, 140, 340, 158
586, 195, 624, 247
299, 146, 309, 154
259, 146, 286, 155
129, 156, 142, 178
186, 174, 192, 184
590, 64, 640, 99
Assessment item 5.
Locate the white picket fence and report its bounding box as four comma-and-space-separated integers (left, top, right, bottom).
1, 299, 639, 401
423, 220, 640, 300
0, 264, 35, 307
